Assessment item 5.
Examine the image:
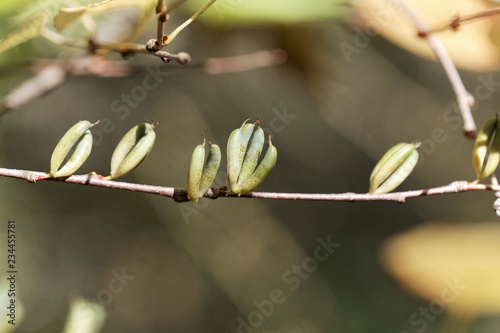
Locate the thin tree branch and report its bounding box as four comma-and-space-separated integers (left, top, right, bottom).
394, 0, 477, 138
92, 40, 191, 64
0, 56, 134, 116
427, 7, 500, 34
152, 0, 187, 50
203, 49, 288, 74
156, 0, 168, 46
0, 167, 498, 204
0, 64, 67, 116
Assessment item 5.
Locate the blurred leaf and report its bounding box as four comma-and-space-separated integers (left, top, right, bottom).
0, 13, 48, 54
0, 0, 32, 16
350, 0, 500, 71
184, 0, 346, 25
54, 0, 156, 42
381, 222, 500, 317
63, 297, 106, 333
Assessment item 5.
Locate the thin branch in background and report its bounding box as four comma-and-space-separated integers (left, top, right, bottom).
394, 0, 477, 139
1, 167, 499, 206
0, 64, 66, 116
0, 56, 133, 116
93, 40, 191, 63
203, 49, 288, 74
428, 7, 500, 34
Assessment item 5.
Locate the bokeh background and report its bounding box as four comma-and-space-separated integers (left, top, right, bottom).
1, 0, 500, 332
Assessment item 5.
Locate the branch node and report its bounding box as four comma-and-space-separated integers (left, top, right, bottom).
145, 39, 160, 52
205, 188, 220, 199
450, 14, 461, 31
173, 189, 189, 202
27, 173, 41, 183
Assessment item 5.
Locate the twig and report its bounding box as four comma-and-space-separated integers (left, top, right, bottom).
204, 49, 288, 74
93, 41, 191, 63
428, 7, 500, 34
155, 0, 168, 46
164, 0, 217, 46
0, 167, 498, 204
394, 0, 477, 138
0, 65, 67, 116
41, 0, 209, 62
152, 0, 187, 50
0, 57, 133, 116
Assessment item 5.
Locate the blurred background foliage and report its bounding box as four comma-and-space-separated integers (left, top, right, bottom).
1, 0, 500, 332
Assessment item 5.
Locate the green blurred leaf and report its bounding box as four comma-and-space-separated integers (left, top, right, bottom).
0, 0, 32, 16
184, 0, 346, 25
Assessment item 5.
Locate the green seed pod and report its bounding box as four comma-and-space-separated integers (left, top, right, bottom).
235, 136, 278, 194
187, 136, 222, 202
238, 126, 264, 185
52, 130, 93, 178
198, 142, 221, 197
472, 117, 500, 182
108, 121, 157, 180
227, 119, 254, 189
49, 120, 95, 178
369, 142, 419, 194
227, 127, 242, 190
187, 137, 206, 202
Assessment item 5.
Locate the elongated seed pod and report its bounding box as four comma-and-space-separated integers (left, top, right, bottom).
187, 138, 206, 202
110, 122, 150, 173
50, 120, 94, 176
369, 142, 419, 194
472, 117, 500, 181
52, 130, 93, 178
198, 143, 221, 198
238, 126, 264, 185
239, 122, 255, 162
227, 119, 254, 189
109, 122, 156, 179
227, 127, 242, 189
369, 142, 407, 185
373, 149, 419, 194
234, 137, 278, 194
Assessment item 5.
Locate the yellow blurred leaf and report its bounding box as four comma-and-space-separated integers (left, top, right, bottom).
381, 222, 500, 317
350, 0, 500, 71
54, 0, 156, 42
63, 297, 106, 333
